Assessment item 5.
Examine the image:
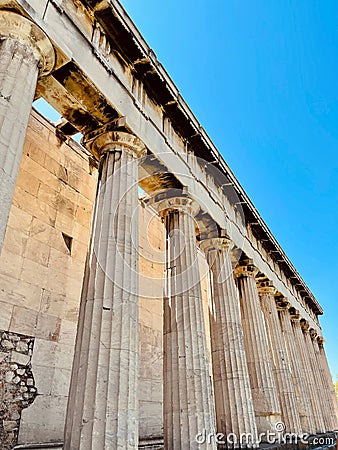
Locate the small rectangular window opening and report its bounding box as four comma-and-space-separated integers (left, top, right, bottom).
62, 232, 73, 254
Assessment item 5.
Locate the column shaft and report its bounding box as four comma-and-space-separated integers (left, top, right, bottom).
64, 131, 146, 450
292, 319, 324, 433
201, 239, 257, 448
161, 198, 216, 449
312, 336, 334, 431
318, 341, 338, 430
235, 265, 281, 435
279, 308, 315, 434
0, 11, 54, 251
259, 289, 301, 434
302, 326, 326, 433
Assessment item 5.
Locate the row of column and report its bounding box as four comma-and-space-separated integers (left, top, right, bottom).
0, 9, 337, 450
62, 117, 338, 449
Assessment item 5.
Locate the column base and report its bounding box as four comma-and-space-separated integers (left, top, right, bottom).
138, 438, 164, 449
11, 433, 336, 450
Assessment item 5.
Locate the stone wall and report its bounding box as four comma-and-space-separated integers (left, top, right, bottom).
138, 205, 164, 442
0, 331, 37, 449
0, 109, 97, 445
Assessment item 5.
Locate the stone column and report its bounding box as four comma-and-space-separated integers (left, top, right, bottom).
258, 281, 302, 435
234, 261, 281, 435
200, 237, 257, 448
317, 337, 338, 430
155, 194, 216, 450
291, 315, 324, 434
64, 129, 146, 450
300, 321, 326, 433
278, 302, 315, 434
311, 331, 333, 431
0, 10, 55, 251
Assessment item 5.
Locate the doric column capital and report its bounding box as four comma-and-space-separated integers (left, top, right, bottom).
275, 296, 290, 310
0, 10, 55, 76
290, 308, 301, 322
309, 328, 318, 341
257, 279, 277, 296
300, 319, 310, 332
149, 191, 200, 219
83, 126, 146, 160
317, 336, 325, 347
199, 236, 232, 254
234, 259, 258, 279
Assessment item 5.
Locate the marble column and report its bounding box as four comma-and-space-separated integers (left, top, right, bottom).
258, 282, 301, 435
64, 129, 146, 450
234, 261, 281, 435
0, 10, 55, 251
155, 194, 217, 449
291, 315, 323, 434
317, 337, 338, 430
278, 302, 315, 434
200, 238, 257, 448
311, 331, 333, 431
300, 321, 326, 433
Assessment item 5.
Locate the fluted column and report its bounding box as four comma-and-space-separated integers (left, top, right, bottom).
300, 321, 326, 433
278, 302, 315, 434
311, 331, 333, 431
155, 194, 216, 449
291, 315, 324, 434
258, 281, 301, 435
64, 129, 146, 450
234, 262, 281, 435
0, 10, 55, 251
200, 238, 257, 448
317, 338, 338, 430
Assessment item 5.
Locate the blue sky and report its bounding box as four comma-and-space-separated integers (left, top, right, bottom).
119, 0, 338, 377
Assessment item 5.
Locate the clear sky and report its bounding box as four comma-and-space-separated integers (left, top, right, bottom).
119, 0, 338, 377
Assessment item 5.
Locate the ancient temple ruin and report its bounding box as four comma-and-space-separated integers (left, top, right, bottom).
0, 0, 337, 449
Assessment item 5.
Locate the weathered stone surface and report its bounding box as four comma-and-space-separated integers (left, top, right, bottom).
64, 131, 146, 450
317, 339, 338, 430
235, 262, 281, 436
200, 237, 258, 447
154, 195, 217, 450
300, 322, 326, 433
311, 332, 334, 432
0, 110, 98, 444
278, 305, 315, 434
0, 11, 55, 252
0, 330, 37, 450
258, 282, 302, 435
